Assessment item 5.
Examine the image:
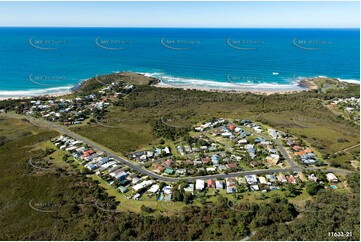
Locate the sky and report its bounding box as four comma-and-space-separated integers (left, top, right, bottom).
0, 1, 359, 28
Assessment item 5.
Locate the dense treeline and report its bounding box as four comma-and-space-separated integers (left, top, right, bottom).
0, 114, 360, 241
0, 119, 300, 240
253, 172, 360, 241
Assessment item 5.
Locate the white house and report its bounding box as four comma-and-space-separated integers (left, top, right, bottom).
268, 129, 278, 139
326, 173, 338, 183
195, 179, 205, 190
245, 175, 258, 184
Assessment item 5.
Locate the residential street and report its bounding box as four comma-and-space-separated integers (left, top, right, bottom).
1, 113, 353, 182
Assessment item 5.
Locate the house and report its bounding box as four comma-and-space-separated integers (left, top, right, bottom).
268, 129, 278, 139
228, 123, 236, 131
326, 173, 338, 183
258, 176, 267, 184
277, 173, 287, 183
265, 174, 277, 183
165, 168, 174, 175
196, 179, 205, 190
131, 177, 140, 184
245, 175, 258, 185
118, 186, 128, 193
184, 184, 194, 194
148, 184, 159, 194
202, 157, 211, 164
216, 180, 224, 189
221, 132, 232, 137
238, 139, 248, 144
152, 163, 165, 173
206, 167, 216, 172
163, 158, 173, 167
266, 154, 279, 165
226, 163, 237, 169
218, 165, 227, 171
184, 160, 194, 166
286, 175, 297, 184
133, 180, 154, 192
176, 169, 186, 176
250, 185, 260, 191
193, 159, 202, 166
207, 180, 216, 188
308, 174, 318, 182
163, 147, 171, 154
226, 178, 237, 193
292, 145, 303, 152
211, 155, 219, 166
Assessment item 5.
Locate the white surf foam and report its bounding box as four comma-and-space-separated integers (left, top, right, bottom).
0, 85, 74, 99
139, 72, 304, 91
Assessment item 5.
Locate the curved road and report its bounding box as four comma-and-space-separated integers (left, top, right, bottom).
1, 113, 353, 181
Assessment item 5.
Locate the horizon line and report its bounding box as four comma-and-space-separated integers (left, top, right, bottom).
0, 26, 359, 29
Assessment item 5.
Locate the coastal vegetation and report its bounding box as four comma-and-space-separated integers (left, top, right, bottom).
66, 74, 360, 169
0, 73, 359, 240
0, 117, 359, 240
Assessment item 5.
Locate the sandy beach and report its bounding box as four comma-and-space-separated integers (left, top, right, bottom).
0, 91, 74, 101
152, 81, 308, 95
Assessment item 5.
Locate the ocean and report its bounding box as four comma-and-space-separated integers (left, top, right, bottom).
0, 27, 359, 98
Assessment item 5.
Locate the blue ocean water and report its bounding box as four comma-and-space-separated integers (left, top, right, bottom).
0, 27, 359, 98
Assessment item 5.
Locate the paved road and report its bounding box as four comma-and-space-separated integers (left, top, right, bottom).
273, 139, 299, 170
1, 113, 353, 182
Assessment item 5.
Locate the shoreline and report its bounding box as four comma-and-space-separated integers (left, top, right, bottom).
0, 73, 359, 100
152, 82, 307, 95
0, 91, 74, 101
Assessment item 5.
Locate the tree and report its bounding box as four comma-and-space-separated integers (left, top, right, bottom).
141, 205, 154, 213
305, 182, 323, 195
